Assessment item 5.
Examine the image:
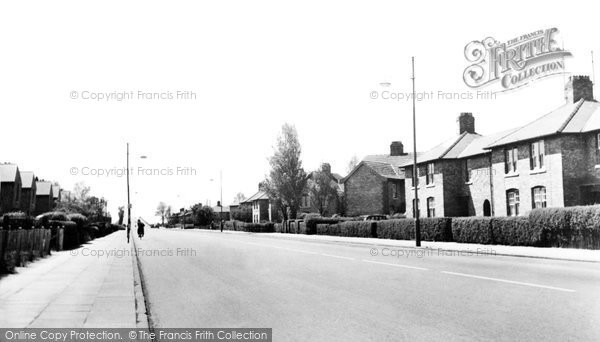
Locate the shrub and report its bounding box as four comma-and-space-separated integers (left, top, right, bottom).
231, 205, 252, 223
316, 223, 341, 236
530, 206, 600, 249
35, 211, 69, 226
491, 217, 533, 246
338, 221, 373, 238
420, 217, 452, 242
240, 222, 275, 233
451, 217, 493, 244
377, 219, 415, 240
304, 215, 345, 235
2, 212, 34, 229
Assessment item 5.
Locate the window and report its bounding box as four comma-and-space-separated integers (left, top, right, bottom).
504, 147, 518, 173
426, 163, 435, 185
530, 140, 545, 169
532, 186, 547, 209
392, 183, 400, 199
597, 133, 600, 150
302, 194, 310, 207
506, 189, 520, 216
465, 159, 471, 182
427, 197, 435, 217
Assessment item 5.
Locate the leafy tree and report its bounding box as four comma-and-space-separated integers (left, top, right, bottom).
307, 168, 340, 216
263, 123, 307, 220
232, 205, 252, 222
233, 192, 246, 204
155, 202, 168, 225
191, 203, 214, 226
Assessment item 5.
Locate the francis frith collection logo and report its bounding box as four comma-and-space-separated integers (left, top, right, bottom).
463, 28, 572, 91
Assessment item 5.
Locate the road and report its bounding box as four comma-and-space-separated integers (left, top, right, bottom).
134, 229, 600, 341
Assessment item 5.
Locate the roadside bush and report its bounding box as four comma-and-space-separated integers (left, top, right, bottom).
240, 222, 275, 233
420, 217, 452, 242
35, 212, 69, 227
491, 217, 532, 246
2, 212, 34, 229
338, 221, 374, 238
316, 223, 341, 236
377, 219, 415, 240
304, 215, 344, 235
529, 206, 600, 249
451, 217, 493, 244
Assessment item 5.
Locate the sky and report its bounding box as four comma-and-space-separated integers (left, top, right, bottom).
1, 0, 599, 223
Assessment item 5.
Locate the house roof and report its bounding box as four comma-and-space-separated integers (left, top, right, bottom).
242, 191, 269, 203
212, 205, 230, 213
20, 171, 35, 188
341, 152, 416, 182
0, 164, 19, 182
399, 133, 482, 166
36, 181, 53, 196
488, 99, 600, 148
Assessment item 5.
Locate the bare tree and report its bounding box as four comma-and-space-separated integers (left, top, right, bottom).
155, 202, 168, 226
263, 123, 307, 220
233, 192, 246, 204
347, 155, 360, 174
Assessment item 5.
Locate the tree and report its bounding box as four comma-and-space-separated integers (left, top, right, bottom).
232, 205, 252, 222
155, 202, 168, 226
263, 123, 307, 220
233, 192, 246, 204
73, 181, 91, 201
191, 203, 214, 226
347, 155, 360, 174
117, 206, 125, 225
307, 168, 340, 216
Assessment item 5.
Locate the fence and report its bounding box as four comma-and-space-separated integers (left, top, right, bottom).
0, 227, 62, 273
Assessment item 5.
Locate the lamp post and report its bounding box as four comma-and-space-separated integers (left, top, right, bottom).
411, 57, 421, 247
126, 143, 131, 243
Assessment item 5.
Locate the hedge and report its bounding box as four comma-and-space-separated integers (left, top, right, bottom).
529, 206, 600, 249
239, 222, 275, 233
316, 223, 341, 236
451, 217, 493, 244
377, 219, 415, 240
338, 221, 375, 238
420, 217, 452, 242
491, 217, 533, 246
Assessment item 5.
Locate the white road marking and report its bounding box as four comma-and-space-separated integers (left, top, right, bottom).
441, 271, 576, 293
321, 253, 355, 260
362, 259, 428, 271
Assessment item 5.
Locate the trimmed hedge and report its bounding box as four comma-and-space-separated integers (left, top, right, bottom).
239, 222, 275, 233
451, 217, 494, 244
420, 217, 452, 242
529, 206, 600, 249
316, 223, 341, 236
491, 217, 533, 246
338, 221, 375, 238
377, 219, 415, 240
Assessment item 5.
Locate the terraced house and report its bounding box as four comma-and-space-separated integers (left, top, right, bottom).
405, 75, 600, 218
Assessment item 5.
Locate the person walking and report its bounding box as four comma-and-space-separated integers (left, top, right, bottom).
137, 219, 145, 239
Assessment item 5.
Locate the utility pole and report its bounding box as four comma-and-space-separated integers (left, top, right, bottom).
126, 143, 131, 243
220, 170, 223, 232
411, 57, 421, 247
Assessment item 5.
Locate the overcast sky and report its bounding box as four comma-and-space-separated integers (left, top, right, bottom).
1, 1, 598, 222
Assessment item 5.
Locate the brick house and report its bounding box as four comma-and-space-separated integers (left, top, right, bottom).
34, 181, 54, 216
405, 75, 600, 218
487, 76, 600, 216
242, 191, 271, 223
0, 164, 23, 214
299, 163, 344, 216
343, 142, 415, 216
19, 171, 36, 215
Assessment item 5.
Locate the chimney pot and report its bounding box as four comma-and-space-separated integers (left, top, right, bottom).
390, 141, 406, 156
565, 75, 594, 103
458, 112, 475, 134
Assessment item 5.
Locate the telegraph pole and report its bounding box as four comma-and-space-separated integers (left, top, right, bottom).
411, 57, 421, 247
220, 170, 223, 232
126, 143, 131, 243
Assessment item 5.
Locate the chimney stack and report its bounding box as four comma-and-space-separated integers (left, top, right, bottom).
390, 141, 406, 156
565, 75, 594, 103
458, 112, 475, 134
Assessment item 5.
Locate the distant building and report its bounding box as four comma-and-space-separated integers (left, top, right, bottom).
0, 164, 23, 214
34, 181, 54, 216
242, 191, 271, 223
52, 185, 61, 202
19, 171, 36, 215
343, 142, 416, 216
300, 163, 344, 216
212, 205, 230, 221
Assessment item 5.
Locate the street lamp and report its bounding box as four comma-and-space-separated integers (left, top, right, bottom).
125, 143, 149, 243
411, 57, 421, 247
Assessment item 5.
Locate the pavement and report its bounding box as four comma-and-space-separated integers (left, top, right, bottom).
136, 228, 600, 341
0, 231, 146, 328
